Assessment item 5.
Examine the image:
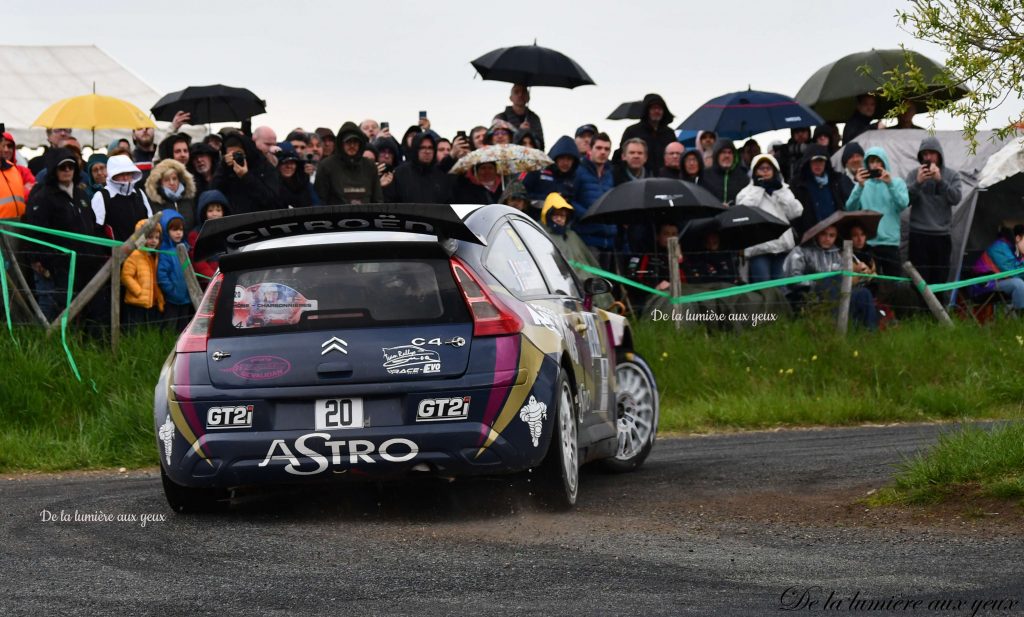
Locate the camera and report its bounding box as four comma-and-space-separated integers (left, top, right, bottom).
305, 154, 315, 162
868, 168, 882, 179
232, 152, 246, 165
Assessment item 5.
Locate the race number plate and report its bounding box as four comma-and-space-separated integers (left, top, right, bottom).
315, 398, 364, 430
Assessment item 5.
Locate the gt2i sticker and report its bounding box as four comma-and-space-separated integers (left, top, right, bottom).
258, 433, 419, 476
382, 345, 441, 375
158, 416, 175, 465
206, 405, 254, 429
518, 396, 548, 447
417, 396, 471, 422
411, 337, 466, 348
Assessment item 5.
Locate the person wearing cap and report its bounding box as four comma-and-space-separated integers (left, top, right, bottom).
187, 142, 219, 195
94, 154, 153, 241
24, 148, 110, 322
314, 121, 382, 205
574, 124, 596, 157
276, 144, 320, 208
494, 83, 544, 151
619, 93, 677, 172
499, 179, 531, 213
523, 135, 580, 203
791, 144, 844, 239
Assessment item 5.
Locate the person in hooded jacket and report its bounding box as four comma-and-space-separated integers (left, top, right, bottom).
838, 142, 865, 204
188, 190, 231, 287
92, 154, 153, 242
145, 159, 197, 233
276, 144, 320, 208
83, 153, 107, 201
541, 192, 614, 308
156, 209, 193, 331
736, 153, 804, 282
905, 135, 962, 285
453, 162, 502, 204
187, 142, 219, 195
680, 149, 704, 185
315, 121, 383, 205
24, 148, 110, 321
619, 93, 676, 172
157, 133, 191, 166
521, 135, 579, 203
386, 132, 452, 204
844, 146, 910, 278
701, 139, 749, 205
791, 145, 844, 239
213, 132, 281, 214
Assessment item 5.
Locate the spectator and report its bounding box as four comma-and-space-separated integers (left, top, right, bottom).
400, 126, 422, 160
658, 142, 685, 179
619, 93, 676, 172
453, 162, 502, 204
575, 124, 597, 158
627, 222, 684, 292
2, 132, 35, 196
844, 146, 909, 278
24, 148, 109, 321
276, 144, 319, 208
359, 119, 380, 141
203, 133, 223, 152
736, 154, 803, 282
841, 94, 882, 144
188, 190, 230, 286
838, 142, 865, 204
513, 128, 540, 149
252, 126, 279, 165
776, 127, 811, 182
696, 130, 717, 168
156, 209, 193, 331
484, 121, 515, 146
187, 142, 218, 195
0, 137, 29, 218
315, 127, 336, 157
906, 136, 962, 285
739, 139, 762, 169
314, 121, 382, 205
28, 128, 71, 175
522, 135, 579, 203
813, 123, 840, 156
701, 138, 748, 205
499, 180, 532, 213
386, 132, 451, 204
972, 225, 1024, 313
469, 126, 487, 150
684, 230, 738, 284
132, 127, 158, 172
93, 155, 153, 242
309, 132, 323, 159
121, 219, 164, 327
791, 145, 844, 238
541, 192, 613, 307
850, 223, 878, 284
157, 133, 191, 166
494, 83, 544, 150
783, 223, 878, 329
285, 130, 310, 158
895, 101, 925, 129
614, 138, 651, 185
145, 159, 197, 233
83, 153, 107, 200
372, 135, 402, 171
571, 132, 617, 257
435, 138, 452, 162
213, 132, 281, 214
681, 150, 704, 185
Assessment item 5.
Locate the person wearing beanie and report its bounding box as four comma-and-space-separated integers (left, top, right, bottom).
736, 153, 804, 282
574, 124, 597, 157
838, 142, 865, 203
313, 121, 382, 205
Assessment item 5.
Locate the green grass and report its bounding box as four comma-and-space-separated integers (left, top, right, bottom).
632, 316, 1024, 432
867, 423, 1024, 505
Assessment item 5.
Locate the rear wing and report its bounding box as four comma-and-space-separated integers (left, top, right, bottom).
192, 203, 486, 260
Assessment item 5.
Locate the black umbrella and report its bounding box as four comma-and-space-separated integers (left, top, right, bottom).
608, 100, 644, 120
471, 44, 595, 88
580, 178, 726, 225
682, 205, 790, 251
151, 85, 267, 124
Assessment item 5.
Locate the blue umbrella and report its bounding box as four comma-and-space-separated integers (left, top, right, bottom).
676, 88, 824, 138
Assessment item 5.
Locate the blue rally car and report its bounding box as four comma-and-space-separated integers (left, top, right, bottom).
156, 204, 658, 512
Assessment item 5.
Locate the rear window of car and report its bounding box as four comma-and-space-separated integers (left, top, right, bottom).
211, 259, 469, 335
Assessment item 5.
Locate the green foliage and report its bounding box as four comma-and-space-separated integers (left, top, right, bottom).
881, 0, 1024, 149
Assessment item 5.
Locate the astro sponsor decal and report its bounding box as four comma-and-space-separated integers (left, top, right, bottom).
221, 355, 291, 380
417, 396, 471, 422
206, 405, 254, 429
258, 433, 419, 476
382, 344, 441, 375
225, 214, 436, 247
518, 396, 548, 447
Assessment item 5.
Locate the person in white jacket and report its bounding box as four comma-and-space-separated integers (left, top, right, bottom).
736, 153, 803, 282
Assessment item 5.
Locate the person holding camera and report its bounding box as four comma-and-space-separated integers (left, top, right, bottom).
212, 132, 281, 214
844, 146, 909, 278
905, 136, 962, 286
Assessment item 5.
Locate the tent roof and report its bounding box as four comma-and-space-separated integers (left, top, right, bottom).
978, 137, 1024, 189
0, 45, 162, 147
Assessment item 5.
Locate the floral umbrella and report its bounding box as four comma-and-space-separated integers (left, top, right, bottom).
449, 144, 553, 176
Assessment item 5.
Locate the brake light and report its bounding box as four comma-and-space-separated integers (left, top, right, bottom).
175, 273, 224, 353
450, 257, 522, 336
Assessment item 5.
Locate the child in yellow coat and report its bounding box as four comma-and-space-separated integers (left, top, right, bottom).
121, 220, 165, 327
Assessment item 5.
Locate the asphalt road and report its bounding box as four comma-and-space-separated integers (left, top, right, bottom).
1, 423, 1021, 617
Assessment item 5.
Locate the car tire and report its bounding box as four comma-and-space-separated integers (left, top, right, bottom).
161, 467, 229, 514
532, 374, 579, 510
600, 351, 659, 473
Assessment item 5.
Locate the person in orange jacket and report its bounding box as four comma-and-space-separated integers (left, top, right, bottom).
0, 132, 30, 218
121, 219, 165, 327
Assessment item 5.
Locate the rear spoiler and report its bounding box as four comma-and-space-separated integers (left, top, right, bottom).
192, 203, 486, 260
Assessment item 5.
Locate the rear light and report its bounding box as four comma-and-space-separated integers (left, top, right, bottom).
175, 273, 224, 353
450, 257, 522, 337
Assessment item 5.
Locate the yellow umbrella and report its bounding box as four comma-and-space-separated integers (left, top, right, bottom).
33, 93, 155, 143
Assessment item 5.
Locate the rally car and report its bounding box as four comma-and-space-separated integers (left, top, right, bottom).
156, 203, 658, 512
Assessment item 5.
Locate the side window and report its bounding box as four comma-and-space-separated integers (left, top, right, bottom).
512, 220, 581, 298
484, 222, 549, 298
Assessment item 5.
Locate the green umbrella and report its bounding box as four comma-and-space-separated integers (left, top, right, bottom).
795, 49, 968, 123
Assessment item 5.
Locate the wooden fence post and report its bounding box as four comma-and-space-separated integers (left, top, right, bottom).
110, 248, 122, 352
904, 261, 955, 327
176, 244, 203, 310
0, 232, 49, 327
667, 236, 682, 330
837, 240, 853, 335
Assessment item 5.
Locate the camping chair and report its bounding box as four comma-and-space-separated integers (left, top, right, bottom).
953, 249, 1009, 324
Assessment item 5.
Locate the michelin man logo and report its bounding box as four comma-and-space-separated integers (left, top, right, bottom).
158, 416, 175, 465
518, 396, 548, 447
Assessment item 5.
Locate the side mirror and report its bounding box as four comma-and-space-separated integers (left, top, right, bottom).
583, 277, 612, 297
